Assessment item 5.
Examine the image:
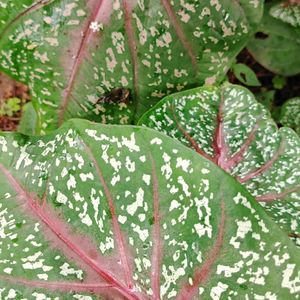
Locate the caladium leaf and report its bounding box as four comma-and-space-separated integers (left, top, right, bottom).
270, 1, 300, 28
0, 119, 300, 299
138, 83, 300, 247
247, 1, 300, 76
0, 0, 263, 134
279, 97, 300, 136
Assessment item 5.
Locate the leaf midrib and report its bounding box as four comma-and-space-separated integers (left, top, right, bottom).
58, 0, 107, 125
166, 86, 299, 202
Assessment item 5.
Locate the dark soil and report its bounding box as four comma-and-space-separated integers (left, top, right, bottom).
0, 72, 30, 131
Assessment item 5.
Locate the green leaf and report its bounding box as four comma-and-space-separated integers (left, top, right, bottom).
232, 63, 261, 87
0, 119, 299, 298
270, 1, 300, 28
272, 75, 287, 90
247, 1, 300, 76
18, 102, 38, 135
139, 84, 300, 247
280, 97, 300, 136
0, 97, 21, 117
0, 0, 263, 134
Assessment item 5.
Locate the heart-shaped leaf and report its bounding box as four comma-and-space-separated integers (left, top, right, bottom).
0, 0, 263, 134
0, 119, 299, 299
247, 1, 300, 76
231, 63, 261, 87
139, 83, 300, 247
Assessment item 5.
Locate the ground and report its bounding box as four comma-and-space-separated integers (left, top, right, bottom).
0, 72, 29, 131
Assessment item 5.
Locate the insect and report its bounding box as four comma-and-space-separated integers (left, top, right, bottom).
96, 88, 131, 104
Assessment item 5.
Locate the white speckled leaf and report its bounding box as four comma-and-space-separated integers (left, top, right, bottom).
247, 1, 300, 76
279, 97, 300, 136
0, 119, 299, 299
139, 83, 300, 247
270, 1, 300, 28
0, 0, 263, 134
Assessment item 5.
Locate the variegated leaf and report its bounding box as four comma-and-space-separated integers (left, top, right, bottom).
279, 97, 300, 136
270, 1, 300, 28
139, 83, 300, 247
0, 0, 263, 134
0, 120, 299, 299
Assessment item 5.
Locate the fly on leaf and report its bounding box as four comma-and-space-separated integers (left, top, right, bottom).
96, 88, 130, 104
